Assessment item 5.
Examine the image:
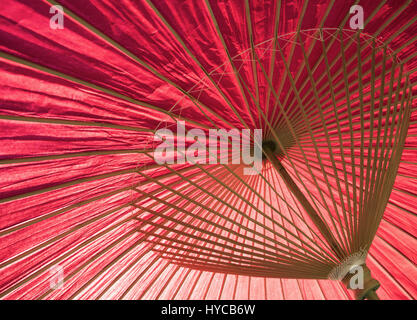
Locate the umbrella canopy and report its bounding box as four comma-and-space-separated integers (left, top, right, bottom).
0, 0, 416, 300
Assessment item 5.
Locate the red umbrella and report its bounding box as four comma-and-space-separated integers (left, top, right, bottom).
0, 0, 416, 300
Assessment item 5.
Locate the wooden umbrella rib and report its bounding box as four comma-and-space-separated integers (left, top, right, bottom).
261, 35, 347, 259
356, 31, 370, 250
255, 70, 346, 260
363, 44, 390, 221
264, 148, 344, 260
369, 101, 409, 242
366, 77, 410, 244
47, 172, 223, 299
276, 15, 412, 138
38, 228, 139, 300
0, 52, 210, 130
363, 60, 403, 239
175, 174, 259, 272
386, 15, 417, 47
0, 114, 155, 133
275, 156, 387, 253
135, 60, 328, 246
0, 149, 153, 165
162, 255, 329, 279
222, 177, 255, 265
173, 162, 333, 262
295, 30, 412, 127
1, 0, 414, 301
319, 29, 355, 250
251, 58, 343, 258
114, 172, 234, 300
132, 178, 327, 264
244, 49, 342, 249
264, 0, 282, 118
284, 153, 373, 207
0, 168, 139, 205
136, 220, 290, 268
143, 153, 328, 256
0, 208, 141, 299
74, 170, 234, 299
96, 230, 162, 300
244, 0, 262, 130
339, 30, 361, 252
158, 173, 260, 296
124, 19, 366, 261
142, 135, 332, 260
367, 252, 413, 300
66, 235, 148, 300
132, 209, 287, 266
284, 26, 405, 130
0, 179, 136, 238
271, 0, 376, 130
149, 244, 327, 278
145, 0, 255, 130
267, 0, 310, 132
203, 0, 258, 128
268, 164, 331, 257
0, 164, 209, 264
136, 176, 322, 266
296, 0, 387, 105
149, 239, 330, 278
47, 0, 235, 131
281, 39, 368, 130
301, 30, 353, 253
0, 191, 169, 297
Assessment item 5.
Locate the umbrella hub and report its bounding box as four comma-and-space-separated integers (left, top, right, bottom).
261, 140, 277, 160
261, 126, 299, 160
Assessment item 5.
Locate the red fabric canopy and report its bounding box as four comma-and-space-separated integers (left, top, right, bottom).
0, 0, 416, 299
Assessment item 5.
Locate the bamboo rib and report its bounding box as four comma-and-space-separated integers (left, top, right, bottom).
0, 149, 153, 165
235, 51, 345, 257
45, 0, 236, 131
264, 147, 344, 260
69, 167, 236, 299
0, 53, 211, 131
26, 0, 412, 282
146, 28, 410, 299
122, 166, 262, 299
0, 168, 139, 205
117, 180, 228, 299
133, 168, 334, 276
283, 0, 387, 113
272, 33, 346, 252
142, 152, 332, 258
0, 114, 155, 133
0, 207, 137, 299
203, 0, 257, 129
142, 131, 335, 261
133, 23, 410, 288
145, 0, 256, 130
118, 169, 249, 300
266, 0, 311, 133
1, 0, 416, 301
132, 184, 325, 265
287, 31, 399, 128
40, 168, 224, 299
264, 0, 283, 119
252, 41, 351, 256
